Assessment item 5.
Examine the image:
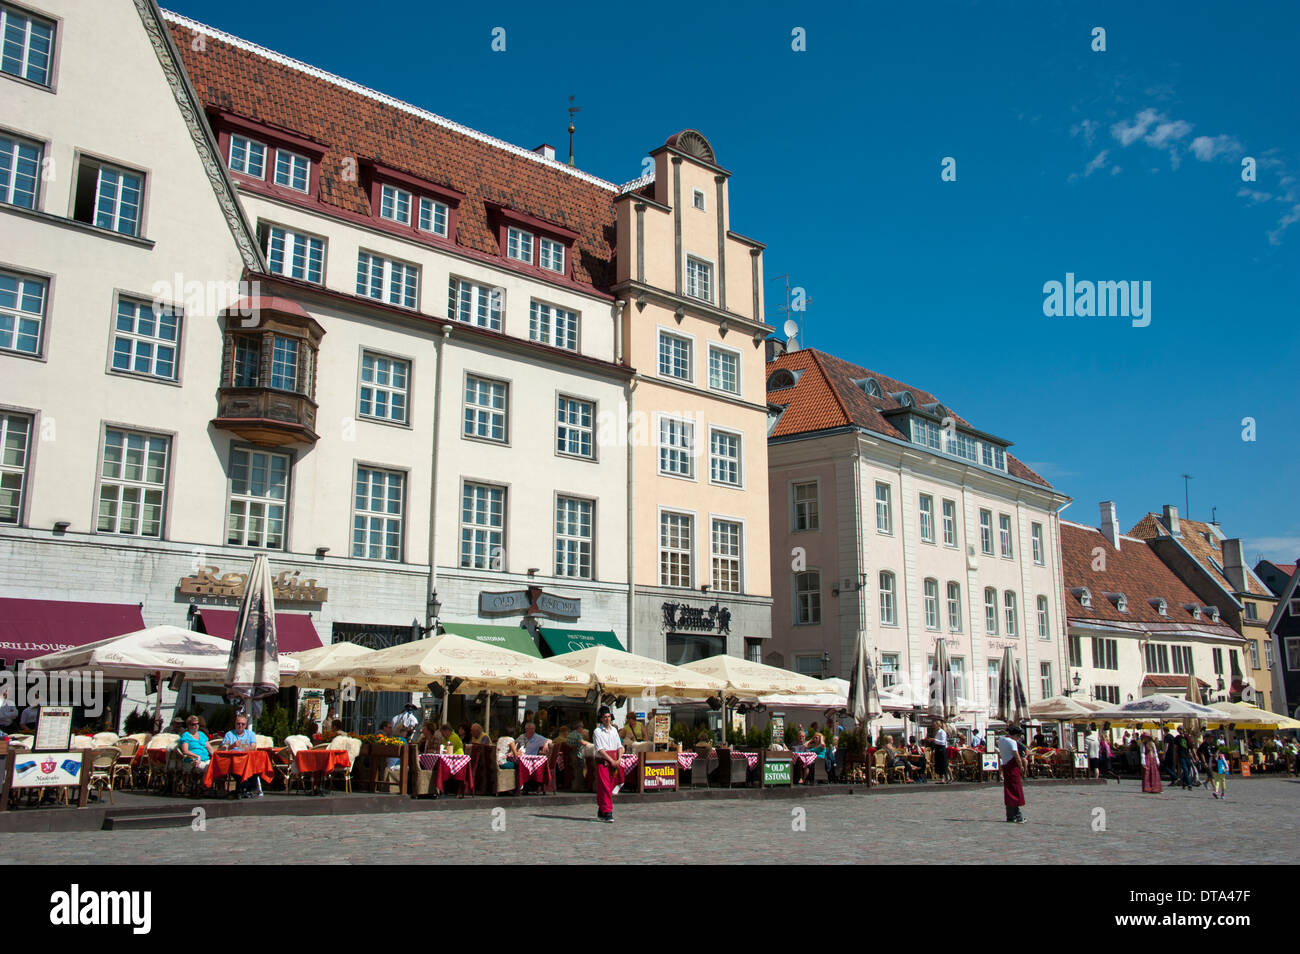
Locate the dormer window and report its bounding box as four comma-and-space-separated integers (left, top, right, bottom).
507, 226, 534, 263
767, 369, 799, 390
1150, 598, 1168, 616
212, 112, 325, 198
1072, 586, 1092, 608
890, 391, 915, 408
1184, 603, 1201, 620
273, 149, 310, 192
767, 405, 786, 436
1116, 593, 1128, 613
1205, 606, 1220, 623
380, 184, 412, 225
538, 237, 565, 274
854, 377, 882, 397
418, 197, 449, 237
488, 204, 577, 278
229, 135, 266, 178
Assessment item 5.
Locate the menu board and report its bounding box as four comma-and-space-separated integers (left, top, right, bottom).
770, 712, 785, 745
652, 711, 671, 744
34, 706, 73, 753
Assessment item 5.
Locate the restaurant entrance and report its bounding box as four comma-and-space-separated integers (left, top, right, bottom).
333, 622, 418, 734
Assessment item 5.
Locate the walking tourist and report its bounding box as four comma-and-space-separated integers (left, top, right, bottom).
998, 725, 1027, 823
1140, 733, 1162, 794
1209, 747, 1228, 799
1175, 731, 1194, 790
933, 721, 951, 783
593, 705, 623, 823
1085, 725, 1101, 778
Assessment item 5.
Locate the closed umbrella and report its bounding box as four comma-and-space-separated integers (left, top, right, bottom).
225, 553, 282, 709
927, 638, 958, 721
847, 631, 882, 725
995, 646, 1029, 726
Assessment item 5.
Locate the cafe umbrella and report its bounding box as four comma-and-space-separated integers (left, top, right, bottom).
847, 630, 882, 726
995, 645, 1029, 727
680, 656, 827, 743
224, 553, 282, 712
927, 637, 959, 722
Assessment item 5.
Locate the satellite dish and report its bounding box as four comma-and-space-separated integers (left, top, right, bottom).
786, 337, 800, 352
783, 319, 799, 339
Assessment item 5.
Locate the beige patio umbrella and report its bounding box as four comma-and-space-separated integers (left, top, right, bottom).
1028, 695, 1104, 720
280, 641, 375, 687
680, 656, 827, 743
1208, 701, 1300, 730
549, 646, 726, 698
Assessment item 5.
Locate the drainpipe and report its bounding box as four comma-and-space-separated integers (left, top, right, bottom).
425, 324, 452, 635
614, 298, 626, 364
626, 374, 636, 655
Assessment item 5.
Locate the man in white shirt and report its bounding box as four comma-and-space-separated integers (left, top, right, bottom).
998, 725, 1027, 823
1084, 725, 1101, 778
969, 729, 983, 749
390, 704, 420, 741
592, 706, 623, 823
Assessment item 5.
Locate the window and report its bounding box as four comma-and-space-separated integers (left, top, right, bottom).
556, 396, 594, 459
1154, 598, 1168, 617
979, 509, 994, 554
273, 149, 310, 192
1078, 587, 1092, 608
233, 336, 259, 387
1031, 522, 1045, 565
711, 519, 742, 593
692, 188, 706, 211
1142, 643, 1168, 674
418, 197, 448, 236
538, 237, 565, 273
0, 133, 40, 208
981, 443, 1007, 471
0, 4, 53, 86
923, 578, 939, 630
357, 252, 418, 308
1212, 648, 1224, 675
379, 184, 412, 225
984, 587, 998, 634
945, 430, 978, 463
555, 496, 593, 579
74, 159, 143, 236
658, 331, 691, 381
792, 481, 819, 531
709, 429, 741, 486
658, 417, 694, 478
0, 412, 31, 524
1172, 645, 1196, 675
1264, 641, 1274, 670
685, 256, 713, 302
1244, 602, 1258, 621
947, 582, 962, 632
998, 513, 1013, 558
226, 448, 288, 549
707, 346, 739, 395
794, 570, 821, 624
0, 269, 45, 355
1094, 685, 1120, 705
528, 300, 578, 351
1037, 595, 1050, 639
464, 376, 507, 443
910, 417, 941, 450
264, 226, 324, 284
352, 467, 404, 561
359, 352, 409, 424
881, 653, 899, 688
1040, 662, 1053, 699
1248, 640, 1260, 669
228, 135, 266, 178
1091, 637, 1118, 670
918, 493, 935, 543
879, 571, 896, 625
659, 511, 693, 587
950, 657, 966, 697
461, 483, 505, 570
942, 499, 957, 546
875, 482, 892, 534
1068, 635, 1082, 668
745, 640, 762, 664
111, 297, 179, 381
1004, 591, 1018, 636
1116, 593, 1129, 613
448, 278, 502, 331
987, 659, 1000, 701
506, 226, 534, 263
270, 337, 298, 392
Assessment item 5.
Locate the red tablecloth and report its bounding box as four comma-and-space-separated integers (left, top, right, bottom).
516, 754, 550, 791
676, 752, 697, 770
417, 753, 474, 794
134, 748, 168, 767
732, 752, 759, 769
295, 749, 351, 774
204, 749, 274, 788
792, 752, 817, 768
619, 753, 640, 773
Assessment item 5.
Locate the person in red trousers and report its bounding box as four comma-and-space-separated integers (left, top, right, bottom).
593, 705, 624, 823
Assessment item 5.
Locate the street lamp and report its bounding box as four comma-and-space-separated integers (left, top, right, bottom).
426, 590, 442, 634
821, 651, 831, 679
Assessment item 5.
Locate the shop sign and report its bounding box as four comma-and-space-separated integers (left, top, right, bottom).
662, 602, 732, 634
763, 759, 792, 786
642, 761, 678, 791
179, 566, 327, 603
10, 751, 83, 788
535, 594, 580, 620
480, 588, 581, 619
982, 754, 1000, 772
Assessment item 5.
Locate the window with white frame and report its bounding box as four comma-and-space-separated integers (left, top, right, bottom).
692, 188, 706, 211
529, 300, 578, 351
448, 277, 502, 330
1037, 595, 1050, 639
418, 196, 448, 236
1264, 640, 1274, 670
506, 226, 534, 263
659, 511, 693, 587
658, 331, 691, 381
984, 587, 998, 634
110, 297, 179, 381
951, 656, 966, 697
464, 375, 507, 442
875, 482, 892, 534
685, 256, 713, 302
356, 251, 418, 308
1031, 522, 1045, 565
918, 493, 935, 543
380, 184, 412, 225
228, 134, 266, 178
987, 658, 1000, 701
979, 509, 994, 554
792, 481, 819, 531
923, 578, 939, 630
879, 571, 896, 625
538, 237, 565, 273
1040, 662, 1053, 699
555, 496, 593, 579
709, 429, 741, 486
74, 159, 143, 236
352, 466, 404, 561
264, 225, 324, 284
273, 149, 310, 192
0, 4, 54, 86
947, 581, 962, 632
226, 447, 288, 549
1247, 641, 1259, 670
359, 352, 409, 425
708, 346, 739, 394
270, 336, 299, 392
0, 133, 40, 208
461, 482, 504, 570
746, 640, 762, 664
658, 416, 694, 478
1004, 590, 1018, 636
999, 513, 1013, 558
1069, 635, 1082, 668
794, 570, 821, 624
711, 519, 742, 593
556, 396, 594, 459
1287, 639, 1300, 671
0, 412, 31, 525
981, 443, 1007, 471
0, 269, 45, 355
942, 499, 957, 547
881, 653, 900, 688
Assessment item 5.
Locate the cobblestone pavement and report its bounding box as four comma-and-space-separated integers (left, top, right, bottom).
3, 777, 1296, 864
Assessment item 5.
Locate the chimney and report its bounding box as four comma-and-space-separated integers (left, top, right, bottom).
1162, 504, 1180, 536
1100, 501, 1120, 550
534, 143, 556, 161
765, 337, 785, 362
1222, 539, 1247, 592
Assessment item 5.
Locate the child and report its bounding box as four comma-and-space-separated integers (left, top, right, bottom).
1210, 747, 1229, 800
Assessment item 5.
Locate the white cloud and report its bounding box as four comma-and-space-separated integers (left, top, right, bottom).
1111, 108, 1161, 147
1083, 150, 1109, 177
1191, 134, 1244, 161
1268, 204, 1300, 246
1245, 537, 1300, 565
1071, 119, 1099, 145
1236, 187, 1273, 204
1146, 119, 1193, 148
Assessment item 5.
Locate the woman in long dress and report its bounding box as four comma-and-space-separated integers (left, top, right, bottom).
1141, 733, 1163, 794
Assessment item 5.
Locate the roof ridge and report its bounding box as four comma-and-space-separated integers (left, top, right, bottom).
161, 9, 644, 195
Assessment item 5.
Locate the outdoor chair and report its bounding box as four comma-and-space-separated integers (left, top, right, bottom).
689, 751, 713, 788
276, 735, 312, 793
813, 756, 830, 784
92, 732, 119, 747
255, 734, 274, 749
332, 736, 362, 793
924, 749, 938, 780
960, 749, 981, 782
886, 752, 909, 784
88, 747, 120, 803
143, 733, 178, 791
869, 750, 887, 785
111, 737, 140, 790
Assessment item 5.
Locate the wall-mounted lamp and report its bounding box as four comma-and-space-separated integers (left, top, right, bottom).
527, 568, 540, 579
315, 546, 330, 558
831, 585, 840, 597
52, 520, 70, 532
700, 584, 710, 595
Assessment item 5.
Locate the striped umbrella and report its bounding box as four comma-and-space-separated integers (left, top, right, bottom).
847, 630, 882, 725
224, 553, 281, 706
927, 638, 958, 721
995, 645, 1029, 726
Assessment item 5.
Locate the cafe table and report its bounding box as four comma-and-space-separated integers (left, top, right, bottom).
295, 748, 352, 795
791, 751, 817, 784
515, 753, 551, 793
204, 748, 275, 790
417, 753, 474, 796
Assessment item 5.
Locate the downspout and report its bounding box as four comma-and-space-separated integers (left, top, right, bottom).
425, 324, 452, 635
613, 300, 634, 655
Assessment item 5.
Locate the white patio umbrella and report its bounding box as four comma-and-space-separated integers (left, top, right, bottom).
680, 655, 827, 743
1087, 693, 1220, 725
280, 642, 375, 687
25, 625, 300, 680
224, 553, 281, 706
847, 631, 882, 726
549, 646, 727, 698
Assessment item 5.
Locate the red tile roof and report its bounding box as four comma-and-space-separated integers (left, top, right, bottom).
1141, 675, 1210, 689
166, 14, 623, 290
765, 349, 1051, 487
1128, 513, 1272, 597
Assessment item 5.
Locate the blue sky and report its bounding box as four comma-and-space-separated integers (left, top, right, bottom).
167, 0, 1300, 565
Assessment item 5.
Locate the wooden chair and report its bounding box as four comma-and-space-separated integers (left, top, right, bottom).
88, 747, 120, 803
886, 751, 909, 784
960, 748, 981, 782
112, 737, 140, 790
813, 756, 830, 784
924, 749, 938, 780
332, 736, 362, 793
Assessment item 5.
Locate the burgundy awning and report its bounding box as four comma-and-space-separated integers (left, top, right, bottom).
0, 598, 146, 663
194, 609, 322, 653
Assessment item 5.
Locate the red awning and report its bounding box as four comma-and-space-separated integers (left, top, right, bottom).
0, 598, 146, 663
194, 609, 322, 653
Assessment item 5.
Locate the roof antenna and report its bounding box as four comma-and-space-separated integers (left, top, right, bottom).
769, 273, 812, 350
1181, 473, 1193, 520
567, 96, 581, 167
